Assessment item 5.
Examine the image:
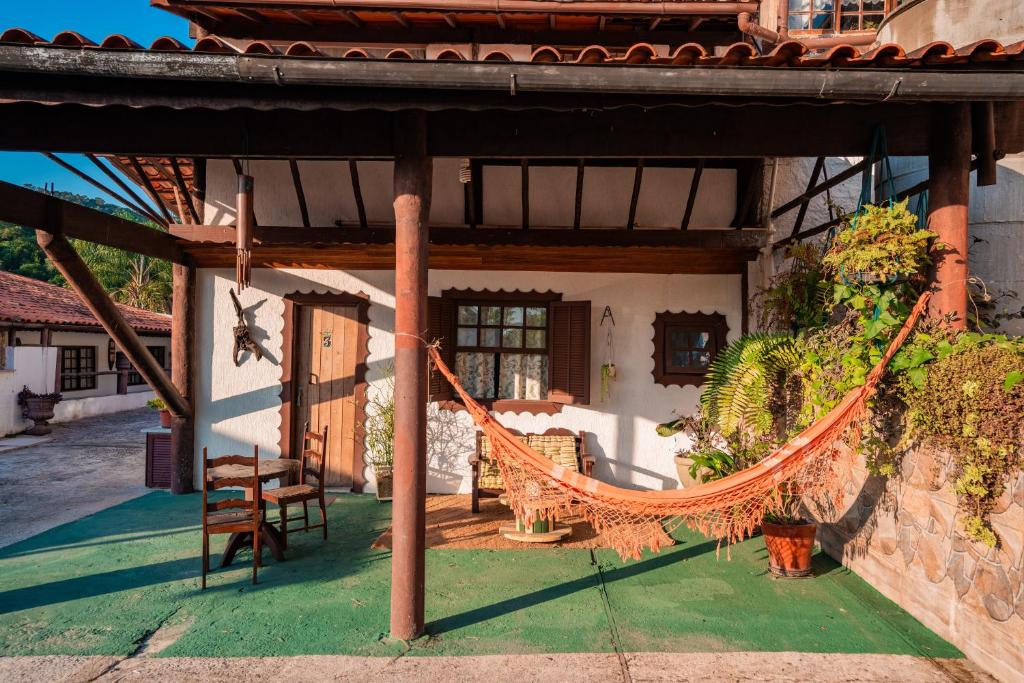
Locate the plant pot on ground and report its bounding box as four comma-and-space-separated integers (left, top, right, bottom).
375, 467, 394, 501
762, 520, 818, 578
147, 398, 171, 428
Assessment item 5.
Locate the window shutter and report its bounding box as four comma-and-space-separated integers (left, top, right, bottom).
427, 296, 455, 401
548, 300, 591, 405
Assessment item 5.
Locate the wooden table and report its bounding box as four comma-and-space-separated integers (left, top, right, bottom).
207, 458, 298, 568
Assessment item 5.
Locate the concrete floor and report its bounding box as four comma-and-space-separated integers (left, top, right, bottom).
0, 652, 994, 682
0, 408, 154, 548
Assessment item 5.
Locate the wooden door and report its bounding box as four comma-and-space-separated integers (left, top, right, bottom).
295, 304, 360, 487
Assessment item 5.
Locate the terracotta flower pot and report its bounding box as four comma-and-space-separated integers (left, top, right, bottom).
762, 521, 817, 578
375, 467, 394, 501
674, 455, 703, 489
158, 409, 172, 429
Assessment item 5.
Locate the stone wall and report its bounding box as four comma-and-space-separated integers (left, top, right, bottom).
815, 448, 1024, 682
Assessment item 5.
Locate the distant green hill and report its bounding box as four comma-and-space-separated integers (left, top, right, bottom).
0, 186, 170, 313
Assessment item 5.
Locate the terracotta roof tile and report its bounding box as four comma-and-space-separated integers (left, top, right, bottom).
0, 270, 171, 334
1, 29, 1020, 71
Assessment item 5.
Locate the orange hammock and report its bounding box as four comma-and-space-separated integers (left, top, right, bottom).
428, 292, 931, 560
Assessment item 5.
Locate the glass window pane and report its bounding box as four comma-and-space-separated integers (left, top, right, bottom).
503, 307, 524, 326
481, 306, 502, 325
863, 0, 884, 10
458, 305, 478, 324
816, 0, 834, 10
525, 306, 547, 327
671, 350, 692, 367
457, 327, 478, 347
502, 328, 523, 348
812, 12, 834, 29
789, 0, 810, 10
788, 14, 810, 30
480, 328, 501, 347
841, 0, 859, 10
669, 329, 689, 351
525, 329, 546, 349
840, 14, 860, 31
456, 352, 496, 399
499, 353, 548, 400
694, 351, 712, 369
862, 13, 883, 29
691, 331, 710, 348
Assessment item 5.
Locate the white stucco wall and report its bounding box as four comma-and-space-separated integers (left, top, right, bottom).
1, 331, 169, 437
195, 268, 743, 494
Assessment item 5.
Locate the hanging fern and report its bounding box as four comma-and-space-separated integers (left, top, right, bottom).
701, 334, 800, 437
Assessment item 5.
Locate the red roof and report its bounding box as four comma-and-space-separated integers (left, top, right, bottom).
0, 270, 171, 334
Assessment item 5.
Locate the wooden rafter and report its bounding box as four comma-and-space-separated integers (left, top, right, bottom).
289, 159, 311, 228
85, 154, 167, 227
340, 10, 363, 28
790, 156, 825, 237
43, 153, 165, 228
348, 159, 368, 230
129, 157, 175, 225
170, 157, 200, 224
771, 158, 870, 218
732, 159, 762, 229
626, 160, 644, 230
392, 11, 411, 29
443, 13, 459, 29
573, 160, 585, 230
680, 159, 705, 230
286, 9, 313, 26
521, 160, 530, 230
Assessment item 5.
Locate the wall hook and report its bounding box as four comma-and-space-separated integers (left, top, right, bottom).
600, 306, 615, 327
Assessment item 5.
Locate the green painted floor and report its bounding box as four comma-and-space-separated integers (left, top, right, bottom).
0, 493, 960, 660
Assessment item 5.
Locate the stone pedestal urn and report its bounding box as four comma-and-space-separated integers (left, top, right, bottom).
17, 386, 62, 436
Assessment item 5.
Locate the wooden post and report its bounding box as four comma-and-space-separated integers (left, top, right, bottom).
116, 352, 130, 395
171, 262, 197, 494
927, 103, 971, 328
390, 110, 432, 642
35, 230, 190, 417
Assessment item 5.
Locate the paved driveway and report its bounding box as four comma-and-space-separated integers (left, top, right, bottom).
0, 408, 155, 548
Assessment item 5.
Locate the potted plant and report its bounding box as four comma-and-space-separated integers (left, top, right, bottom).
147, 398, 172, 428
761, 483, 817, 578
657, 410, 742, 489
17, 386, 62, 436
364, 367, 395, 501
600, 362, 616, 402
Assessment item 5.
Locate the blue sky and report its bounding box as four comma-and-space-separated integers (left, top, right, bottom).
0, 1, 191, 201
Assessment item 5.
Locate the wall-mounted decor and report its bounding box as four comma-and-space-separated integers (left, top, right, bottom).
230, 288, 265, 366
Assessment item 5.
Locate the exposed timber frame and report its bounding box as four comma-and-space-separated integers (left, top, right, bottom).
0, 181, 186, 263
34, 231, 190, 419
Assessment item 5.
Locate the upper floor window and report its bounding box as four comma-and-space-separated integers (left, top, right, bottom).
788, 0, 890, 33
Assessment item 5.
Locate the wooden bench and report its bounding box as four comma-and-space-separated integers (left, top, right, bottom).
470, 428, 594, 513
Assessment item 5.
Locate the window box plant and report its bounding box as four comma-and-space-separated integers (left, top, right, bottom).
146, 397, 171, 428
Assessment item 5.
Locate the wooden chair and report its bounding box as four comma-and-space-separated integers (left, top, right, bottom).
202, 446, 262, 588
470, 429, 594, 513
262, 424, 329, 549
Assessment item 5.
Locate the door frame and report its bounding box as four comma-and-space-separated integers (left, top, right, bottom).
278, 290, 370, 492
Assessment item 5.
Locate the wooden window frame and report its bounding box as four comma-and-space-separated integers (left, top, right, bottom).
128, 345, 167, 386
651, 311, 729, 388
787, 0, 892, 35
60, 345, 97, 392
439, 288, 565, 415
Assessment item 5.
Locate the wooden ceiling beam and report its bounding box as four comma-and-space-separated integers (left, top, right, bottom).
348, 159, 368, 230
288, 159, 311, 228
573, 159, 585, 231
43, 152, 166, 228
680, 159, 704, 230
169, 224, 766, 251
86, 154, 168, 227
790, 156, 825, 237
626, 160, 644, 230
128, 157, 176, 225
392, 11, 411, 29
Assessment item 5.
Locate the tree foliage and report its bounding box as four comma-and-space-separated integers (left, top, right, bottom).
0, 186, 171, 312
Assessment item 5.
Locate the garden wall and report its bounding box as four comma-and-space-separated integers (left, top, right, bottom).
815, 448, 1024, 682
